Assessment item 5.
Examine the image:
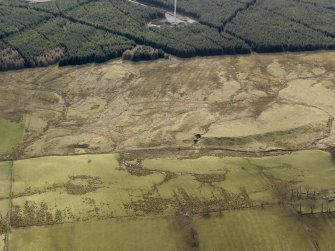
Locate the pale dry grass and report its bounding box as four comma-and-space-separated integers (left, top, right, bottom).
0, 51, 334, 156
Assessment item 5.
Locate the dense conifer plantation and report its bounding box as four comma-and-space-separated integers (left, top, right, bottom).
0, 0, 334, 70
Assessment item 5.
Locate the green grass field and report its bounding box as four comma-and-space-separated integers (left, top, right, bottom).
194, 208, 314, 251
0, 162, 11, 199
6, 150, 335, 230
250, 150, 335, 191
303, 214, 335, 251
8, 207, 335, 251
9, 216, 187, 251
0, 199, 9, 221
146, 150, 335, 212
0, 117, 24, 158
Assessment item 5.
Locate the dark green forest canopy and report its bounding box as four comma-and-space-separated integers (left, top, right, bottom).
0, 0, 334, 70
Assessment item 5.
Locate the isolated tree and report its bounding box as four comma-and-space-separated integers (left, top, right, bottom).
298, 203, 302, 214
273, 181, 291, 205
304, 185, 311, 198
202, 205, 210, 218
55, 210, 62, 223
306, 199, 316, 214
326, 199, 330, 213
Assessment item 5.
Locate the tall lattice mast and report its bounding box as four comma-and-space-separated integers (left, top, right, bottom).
174, 0, 177, 24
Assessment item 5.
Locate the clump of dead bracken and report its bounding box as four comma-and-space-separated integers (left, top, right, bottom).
119, 158, 152, 176
0, 213, 7, 234
11, 201, 63, 227
64, 175, 103, 195
194, 173, 226, 183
